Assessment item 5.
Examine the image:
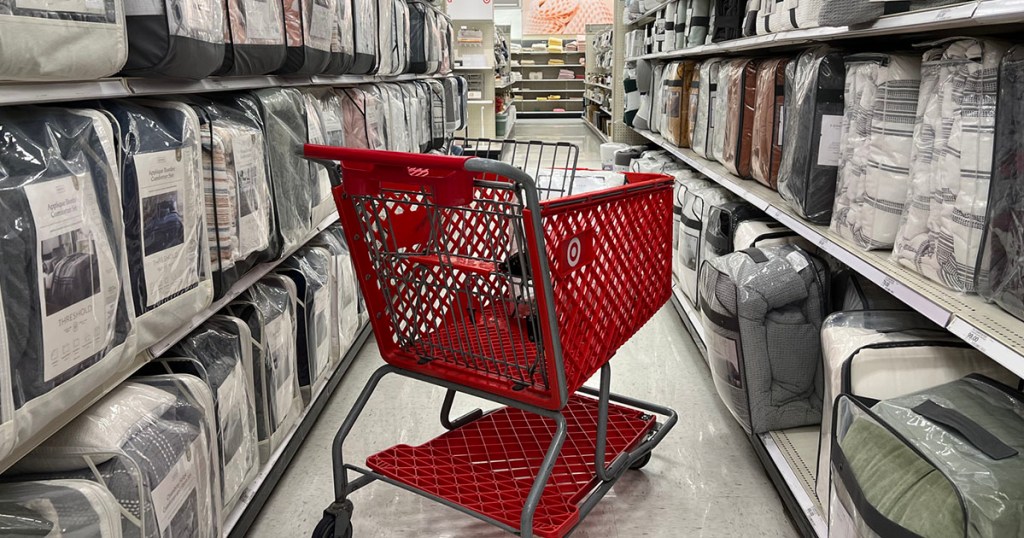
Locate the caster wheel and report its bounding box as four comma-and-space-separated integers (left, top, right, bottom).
312, 500, 354, 538
630, 451, 652, 470
312, 515, 353, 538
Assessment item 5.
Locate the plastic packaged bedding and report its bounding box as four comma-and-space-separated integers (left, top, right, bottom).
252, 88, 315, 256
685, 0, 712, 48
830, 54, 922, 251
700, 245, 829, 434
309, 224, 361, 359
709, 60, 733, 164
686, 62, 703, 147
302, 88, 345, 225
277, 0, 336, 75
226, 275, 302, 462
446, 76, 468, 133
100, 100, 213, 350
777, 47, 846, 225
349, 0, 378, 74
0, 0, 127, 81
701, 200, 766, 270
732, 218, 811, 251
661, 61, 698, 147
0, 479, 124, 536
279, 247, 335, 401
0, 106, 135, 468
634, 60, 656, 132
340, 86, 388, 150
830, 375, 1024, 538
399, 83, 429, 153
720, 58, 760, 178
407, 1, 441, 75
818, 0, 966, 28
376, 0, 410, 76
8, 374, 221, 538
650, 63, 668, 135
121, 0, 224, 78
421, 79, 448, 149
978, 46, 1024, 323
678, 181, 737, 307
537, 170, 627, 197
692, 59, 723, 159
817, 310, 1016, 507
219, 0, 287, 75
892, 39, 1010, 293
754, 0, 822, 35
709, 0, 744, 43
750, 58, 789, 189
378, 84, 414, 153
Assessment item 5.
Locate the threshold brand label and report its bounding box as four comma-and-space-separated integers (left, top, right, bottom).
817, 115, 843, 167
233, 133, 271, 258
152, 439, 201, 535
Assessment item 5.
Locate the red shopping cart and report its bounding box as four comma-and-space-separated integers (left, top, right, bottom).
304, 143, 678, 538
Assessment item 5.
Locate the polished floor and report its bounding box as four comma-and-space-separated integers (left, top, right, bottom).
251, 120, 800, 538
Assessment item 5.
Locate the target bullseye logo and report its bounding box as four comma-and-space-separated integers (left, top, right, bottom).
566, 237, 582, 268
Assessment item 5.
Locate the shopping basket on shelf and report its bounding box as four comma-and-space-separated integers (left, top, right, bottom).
303, 142, 678, 538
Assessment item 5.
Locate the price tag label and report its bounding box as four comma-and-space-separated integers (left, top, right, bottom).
815, 236, 829, 250
880, 276, 897, 292
766, 205, 783, 219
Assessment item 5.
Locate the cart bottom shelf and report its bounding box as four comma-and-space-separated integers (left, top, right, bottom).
366, 394, 656, 538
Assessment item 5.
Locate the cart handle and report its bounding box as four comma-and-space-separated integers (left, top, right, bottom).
304, 145, 478, 206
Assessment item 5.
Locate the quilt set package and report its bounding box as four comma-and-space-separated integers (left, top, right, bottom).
309, 224, 361, 358
750, 58, 789, 189
219, 0, 288, 75
279, 247, 336, 401
719, 58, 760, 178
121, 0, 225, 78
692, 59, 724, 159
0, 479, 124, 536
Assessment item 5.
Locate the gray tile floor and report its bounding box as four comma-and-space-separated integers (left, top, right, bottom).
251, 120, 799, 538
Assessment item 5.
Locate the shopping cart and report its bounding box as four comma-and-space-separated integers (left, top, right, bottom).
304, 143, 678, 538
447, 136, 582, 200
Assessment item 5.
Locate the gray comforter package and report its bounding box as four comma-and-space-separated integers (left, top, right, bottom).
692, 59, 723, 159
9, 375, 221, 538
218, 0, 287, 75
309, 224, 361, 360
830, 375, 1024, 538
101, 100, 214, 350
302, 88, 345, 225
121, 0, 224, 78
375, 0, 409, 77
0, 479, 123, 537
0, 106, 136, 466
978, 46, 1024, 322
892, 39, 1010, 293
277, 0, 336, 75
634, 60, 656, 131
685, 0, 711, 47
700, 245, 829, 434
754, 0, 823, 35
279, 247, 335, 401
709, 0, 744, 43
778, 47, 846, 225
831, 54, 922, 250
819, 0, 966, 28
818, 310, 1017, 506
678, 181, 736, 307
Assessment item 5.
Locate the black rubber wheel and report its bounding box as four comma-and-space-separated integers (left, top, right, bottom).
312, 515, 353, 538
630, 451, 653, 470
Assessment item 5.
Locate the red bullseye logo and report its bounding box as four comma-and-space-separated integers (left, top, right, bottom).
567, 237, 582, 268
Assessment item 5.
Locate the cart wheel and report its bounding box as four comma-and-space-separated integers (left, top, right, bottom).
630, 451, 653, 470
312, 515, 353, 538
312, 500, 354, 538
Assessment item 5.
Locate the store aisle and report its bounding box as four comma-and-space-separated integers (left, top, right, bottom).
250, 120, 799, 538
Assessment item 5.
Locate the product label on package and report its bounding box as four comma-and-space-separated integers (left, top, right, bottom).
135, 148, 200, 309
26, 175, 111, 382
267, 314, 296, 427
244, 0, 280, 42
16, 0, 105, 15
218, 361, 254, 496
312, 287, 331, 381
233, 133, 270, 259
705, 328, 742, 389
151, 439, 200, 535
307, 0, 333, 45
817, 114, 843, 167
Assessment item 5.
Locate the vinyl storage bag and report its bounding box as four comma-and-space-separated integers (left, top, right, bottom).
978, 46, 1024, 323
379, 84, 416, 153
892, 39, 1010, 293
692, 59, 723, 159
709, 0, 744, 43
277, 0, 335, 75
710, 60, 732, 164
218, 0, 287, 76
0, 0, 127, 81
661, 61, 698, 148
163, 315, 260, 516
348, 0, 378, 74
650, 63, 668, 136
699, 245, 829, 434
279, 247, 335, 401
830, 54, 922, 251
678, 181, 736, 307
751, 58, 788, 190
0, 107, 135, 466
302, 87, 346, 225
817, 310, 1016, 505
685, 0, 712, 47
309, 224, 361, 361
818, 0, 966, 28
9, 374, 221, 538
701, 200, 766, 270
830, 375, 1024, 538
323, 0, 354, 74
733, 218, 808, 251
227, 275, 302, 462
720, 57, 760, 178
120, 0, 224, 78
754, 0, 822, 35
407, 0, 442, 75
375, 0, 410, 77
102, 100, 213, 350
0, 479, 123, 536
340, 86, 388, 150
777, 47, 846, 225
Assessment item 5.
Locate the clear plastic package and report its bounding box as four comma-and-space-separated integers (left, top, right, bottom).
678, 181, 737, 307
447, 76, 469, 132
685, 0, 711, 48
721, 58, 760, 178
777, 47, 846, 225
709, 0, 744, 43
302, 88, 346, 225
420, 79, 448, 150
378, 84, 414, 153
100, 100, 214, 350
633, 59, 655, 131
700, 200, 765, 269
732, 218, 812, 251
831, 54, 922, 251
399, 83, 429, 152
686, 61, 703, 146
219, 0, 288, 75
349, 0, 378, 74
692, 59, 723, 159
0, 479, 123, 536
0, 0, 126, 81
710, 59, 733, 164
121, 0, 225, 78
8, 374, 221, 538
892, 39, 1010, 292
309, 224, 361, 360
277, 0, 335, 75
0, 106, 136, 469
750, 58, 790, 190
407, 1, 437, 74
339, 86, 389, 151
661, 61, 698, 148
650, 63, 667, 135
279, 247, 335, 402
818, 0, 965, 28
754, 0, 822, 35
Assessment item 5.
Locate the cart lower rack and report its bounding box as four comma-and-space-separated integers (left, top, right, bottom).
303, 144, 678, 538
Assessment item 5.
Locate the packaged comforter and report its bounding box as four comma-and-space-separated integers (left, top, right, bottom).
678, 181, 737, 306
831, 54, 922, 251
818, 0, 966, 28
892, 39, 1010, 292
279, 247, 335, 401
276, 0, 335, 75
340, 86, 388, 150
375, 0, 409, 77
650, 63, 668, 136
634, 60, 656, 132
700, 245, 829, 434
0, 0, 127, 81
101, 100, 213, 350
685, 0, 712, 47
310, 224, 361, 358
302, 88, 346, 225
0, 106, 135, 467
0, 479, 123, 536
349, 0, 378, 74
701, 200, 766, 270
9, 374, 221, 538
709, 60, 732, 164
692, 59, 723, 159
121, 0, 224, 78
830, 375, 1024, 538
219, 0, 287, 75
407, 0, 441, 74
978, 46, 1024, 322
778, 47, 846, 225
720, 58, 760, 178
754, 0, 822, 35
751, 58, 789, 189
709, 0, 744, 43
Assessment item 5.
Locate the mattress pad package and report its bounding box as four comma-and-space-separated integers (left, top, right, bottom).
227, 275, 302, 463
977, 46, 1024, 322
0, 479, 123, 537
276, 0, 335, 75
778, 47, 846, 225
892, 39, 1010, 293
692, 59, 723, 159
721, 58, 760, 178
163, 315, 260, 516
679, 182, 737, 307
818, 0, 966, 28
751, 58, 789, 190
0, 106, 135, 467
831, 54, 922, 251
818, 310, 1017, 506
700, 245, 829, 434
302, 88, 345, 225
754, 0, 822, 35
253, 88, 314, 257
9, 374, 221, 538
662, 62, 698, 147
685, 0, 711, 47
348, 0, 378, 74
0, 0, 127, 81
279, 247, 335, 402
218, 0, 287, 76
701, 200, 766, 270
310, 224, 361, 360
121, 0, 224, 78
830, 375, 1024, 538
101, 101, 213, 350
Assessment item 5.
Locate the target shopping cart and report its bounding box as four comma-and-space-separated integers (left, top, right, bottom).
304, 142, 678, 538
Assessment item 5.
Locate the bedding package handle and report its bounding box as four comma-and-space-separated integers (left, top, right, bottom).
912, 400, 1019, 461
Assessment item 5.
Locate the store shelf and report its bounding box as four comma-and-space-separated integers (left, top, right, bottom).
467, 99, 494, 105
670, 287, 705, 350
518, 98, 584, 103
516, 78, 585, 82
582, 117, 610, 142
632, 126, 1024, 379
517, 111, 584, 117
600, 106, 612, 116
625, 2, 1024, 61
515, 64, 585, 68
454, 65, 495, 71
586, 81, 613, 90
513, 50, 585, 55
755, 430, 828, 538
225, 322, 372, 538
626, 0, 669, 28
495, 77, 515, 89
515, 88, 586, 93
